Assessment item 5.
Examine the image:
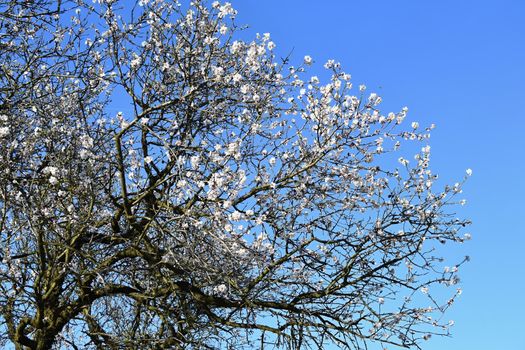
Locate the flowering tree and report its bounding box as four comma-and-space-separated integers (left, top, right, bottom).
0, 1, 471, 349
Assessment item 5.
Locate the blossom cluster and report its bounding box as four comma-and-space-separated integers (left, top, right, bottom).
0, 1, 470, 349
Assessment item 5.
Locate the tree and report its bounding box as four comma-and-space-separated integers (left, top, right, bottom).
0, 0, 470, 349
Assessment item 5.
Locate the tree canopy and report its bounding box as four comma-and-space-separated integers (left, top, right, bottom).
0, 1, 470, 349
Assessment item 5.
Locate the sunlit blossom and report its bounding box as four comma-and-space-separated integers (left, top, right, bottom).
0, 126, 9, 137
304, 55, 313, 65
0, 2, 471, 349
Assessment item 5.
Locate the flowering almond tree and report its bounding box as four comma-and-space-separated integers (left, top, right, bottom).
0, 1, 470, 349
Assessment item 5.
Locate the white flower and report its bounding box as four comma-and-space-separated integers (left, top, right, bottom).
190, 155, 200, 169
303, 55, 313, 65
49, 176, 59, 185
212, 66, 224, 77
0, 114, 8, 121
368, 92, 381, 105
214, 284, 228, 294
230, 41, 242, 54
324, 59, 335, 69
79, 135, 94, 148
398, 157, 409, 166
232, 73, 242, 83
79, 149, 90, 159
378, 297, 384, 304
43, 166, 59, 176
219, 25, 228, 35
420, 286, 429, 294
240, 84, 250, 94
246, 209, 254, 216
463, 233, 472, 240
226, 142, 239, 155
466, 168, 472, 176
411, 121, 419, 129
218, 3, 236, 19
267, 41, 276, 50
0, 126, 10, 137
230, 211, 242, 221
130, 53, 142, 70
144, 156, 153, 164
269, 157, 276, 166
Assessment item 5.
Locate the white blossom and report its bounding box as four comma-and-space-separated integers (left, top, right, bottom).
49, 176, 59, 185
214, 284, 228, 294
398, 157, 409, 166
0, 126, 9, 137
232, 73, 243, 83
130, 53, 142, 70
0, 3, 471, 349
43, 166, 59, 176
304, 55, 313, 65
80, 135, 94, 148
230, 40, 242, 54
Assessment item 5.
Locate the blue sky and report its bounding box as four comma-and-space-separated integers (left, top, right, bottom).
232, 1, 525, 349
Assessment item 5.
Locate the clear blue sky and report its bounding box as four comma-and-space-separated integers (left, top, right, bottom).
232, 1, 525, 349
